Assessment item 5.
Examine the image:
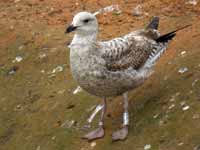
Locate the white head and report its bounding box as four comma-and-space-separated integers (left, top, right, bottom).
66, 12, 98, 36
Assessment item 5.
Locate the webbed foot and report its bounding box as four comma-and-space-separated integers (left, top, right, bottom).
82, 126, 104, 141
112, 126, 128, 141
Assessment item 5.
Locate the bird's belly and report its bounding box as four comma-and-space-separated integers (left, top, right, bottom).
70, 49, 148, 97
70, 62, 112, 96
71, 63, 145, 97
70, 53, 108, 96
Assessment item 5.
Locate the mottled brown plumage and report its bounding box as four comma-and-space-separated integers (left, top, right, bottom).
101, 29, 160, 71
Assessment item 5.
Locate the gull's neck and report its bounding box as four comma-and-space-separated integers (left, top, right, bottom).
70, 32, 97, 47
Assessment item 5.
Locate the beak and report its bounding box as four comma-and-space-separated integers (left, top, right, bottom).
65, 24, 77, 34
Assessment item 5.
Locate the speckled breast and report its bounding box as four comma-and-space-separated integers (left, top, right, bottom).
69, 46, 112, 97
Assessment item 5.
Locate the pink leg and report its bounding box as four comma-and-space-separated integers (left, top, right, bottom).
82, 98, 107, 141
112, 92, 129, 141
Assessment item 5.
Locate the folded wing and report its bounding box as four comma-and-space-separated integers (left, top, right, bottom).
100, 29, 160, 71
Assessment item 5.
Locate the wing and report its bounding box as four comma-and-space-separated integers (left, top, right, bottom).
99, 29, 160, 71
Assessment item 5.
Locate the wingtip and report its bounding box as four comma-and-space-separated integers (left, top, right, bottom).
156, 24, 192, 43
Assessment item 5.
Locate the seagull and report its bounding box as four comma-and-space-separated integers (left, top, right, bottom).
65, 11, 190, 141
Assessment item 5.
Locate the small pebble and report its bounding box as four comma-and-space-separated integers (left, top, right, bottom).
94, 5, 121, 16
90, 142, 96, 147
144, 144, 151, 150
153, 114, 159, 119
13, 56, 23, 63
178, 67, 188, 74
159, 120, 164, 126
14, 104, 23, 111
51, 136, 56, 140
18, 45, 24, 50
40, 70, 45, 73
182, 105, 190, 111
68, 120, 76, 127
61, 120, 76, 128
192, 114, 200, 119
48, 74, 56, 78
168, 104, 175, 110
181, 51, 186, 55
39, 53, 47, 59
169, 97, 175, 102
178, 142, 184, 146
186, 0, 198, 5
52, 66, 64, 73
10, 25, 14, 30
132, 5, 143, 17
192, 79, 199, 87
73, 86, 82, 94
57, 89, 65, 94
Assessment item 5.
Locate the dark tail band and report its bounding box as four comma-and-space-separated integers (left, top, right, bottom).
156, 24, 192, 43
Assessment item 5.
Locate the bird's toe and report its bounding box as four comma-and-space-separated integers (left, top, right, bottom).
112, 126, 128, 142
82, 127, 104, 141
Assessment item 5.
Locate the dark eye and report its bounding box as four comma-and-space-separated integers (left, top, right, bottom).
83, 19, 90, 23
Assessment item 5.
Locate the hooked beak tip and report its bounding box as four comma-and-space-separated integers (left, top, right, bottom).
65, 25, 77, 34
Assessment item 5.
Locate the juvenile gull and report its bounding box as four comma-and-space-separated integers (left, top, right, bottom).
66, 12, 190, 141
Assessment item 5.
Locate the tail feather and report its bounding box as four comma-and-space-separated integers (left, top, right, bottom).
156, 24, 191, 43
144, 44, 167, 68
144, 24, 191, 68
146, 16, 159, 30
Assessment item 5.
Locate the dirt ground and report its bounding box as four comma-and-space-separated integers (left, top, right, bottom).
0, 0, 200, 150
